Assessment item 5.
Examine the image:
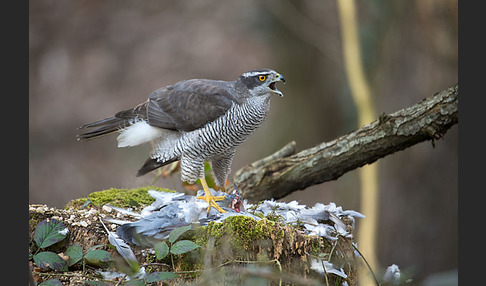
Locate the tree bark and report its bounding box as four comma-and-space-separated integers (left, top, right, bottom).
234, 84, 458, 203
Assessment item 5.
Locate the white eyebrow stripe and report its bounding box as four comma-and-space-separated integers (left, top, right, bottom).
241, 70, 271, 78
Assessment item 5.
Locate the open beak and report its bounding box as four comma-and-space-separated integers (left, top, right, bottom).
269, 73, 286, 97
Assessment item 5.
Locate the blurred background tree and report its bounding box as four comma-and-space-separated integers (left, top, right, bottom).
29, 0, 457, 285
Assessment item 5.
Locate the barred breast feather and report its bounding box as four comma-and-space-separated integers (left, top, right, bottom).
148, 95, 271, 185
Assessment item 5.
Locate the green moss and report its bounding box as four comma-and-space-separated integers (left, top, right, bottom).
264, 212, 284, 222
177, 251, 203, 278
253, 212, 265, 219
29, 218, 39, 231
195, 216, 283, 253
143, 252, 157, 273
65, 186, 176, 209
203, 221, 226, 239
309, 239, 329, 258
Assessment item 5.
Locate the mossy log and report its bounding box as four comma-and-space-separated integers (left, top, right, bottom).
29, 188, 358, 285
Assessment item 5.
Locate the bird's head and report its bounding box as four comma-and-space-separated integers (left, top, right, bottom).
237, 69, 286, 98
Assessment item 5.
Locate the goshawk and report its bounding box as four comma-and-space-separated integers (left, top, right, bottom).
77, 69, 285, 213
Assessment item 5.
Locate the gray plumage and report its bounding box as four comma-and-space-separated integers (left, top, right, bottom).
111, 189, 249, 247
105, 188, 364, 247
78, 69, 285, 187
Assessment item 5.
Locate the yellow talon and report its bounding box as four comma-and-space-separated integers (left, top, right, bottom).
196, 177, 227, 213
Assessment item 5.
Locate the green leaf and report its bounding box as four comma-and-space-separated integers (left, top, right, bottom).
38, 279, 63, 286
87, 244, 107, 251
145, 271, 179, 283
33, 251, 68, 272
124, 280, 145, 286
170, 240, 200, 255
84, 281, 108, 286
84, 249, 113, 267
154, 241, 169, 260
34, 219, 69, 248
65, 243, 83, 266
168, 225, 192, 244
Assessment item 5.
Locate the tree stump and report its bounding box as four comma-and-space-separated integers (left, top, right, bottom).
29, 188, 359, 285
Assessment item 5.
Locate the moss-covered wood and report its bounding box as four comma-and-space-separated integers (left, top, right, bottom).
29, 187, 358, 285
64, 186, 174, 209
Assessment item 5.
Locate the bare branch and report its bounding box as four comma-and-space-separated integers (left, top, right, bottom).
234, 84, 458, 203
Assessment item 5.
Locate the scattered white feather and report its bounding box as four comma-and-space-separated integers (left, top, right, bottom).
58, 228, 69, 235
108, 188, 367, 251
329, 213, 349, 237
310, 259, 348, 279
99, 218, 142, 278
342, 210, 365, 218
96, 267, 145, 281
117, 121, 162, 147
383, 264, 401, 284
104, 188, 374, 281
105, 204, 143, 219
103, 218, 132, 225
131, 267, 146, 280
178, 195, 208, 222
97, 270, 125, 280
141, 191, 186, 217
305, 224, 337, 240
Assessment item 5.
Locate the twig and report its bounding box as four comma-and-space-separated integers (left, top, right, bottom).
321, 259, 330, 286
328, 239, 339, 261
352, 243, 380, 286
114, 274, 127, 286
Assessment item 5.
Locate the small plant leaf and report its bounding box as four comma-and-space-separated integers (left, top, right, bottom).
170, 240, 200, 255
124, 280, 145, 286
34, 219, 69, 248
145, 271, 179, 283
33, 251, 68, 272
38, 279, 63, 286
65, 243, 83, 266
168, 225, 192, 244
84, 281, 108, 286
84, 249, 113, 267
154, 241, 169, 260
87, 244, 106, 251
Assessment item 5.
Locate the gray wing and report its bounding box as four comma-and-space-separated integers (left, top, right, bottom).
116, 79, 240, 132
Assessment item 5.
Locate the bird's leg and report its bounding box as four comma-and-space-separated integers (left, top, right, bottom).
196, 177, 226, 213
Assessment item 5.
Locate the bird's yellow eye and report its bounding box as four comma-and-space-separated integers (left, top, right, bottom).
258, 75, 266, 81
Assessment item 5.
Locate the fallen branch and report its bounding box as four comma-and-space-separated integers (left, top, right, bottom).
234, 84, 458, 203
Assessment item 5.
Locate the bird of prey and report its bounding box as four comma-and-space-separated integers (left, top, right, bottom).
77, 69, 285, 213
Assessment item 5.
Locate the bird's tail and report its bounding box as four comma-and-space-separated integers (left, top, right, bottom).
77, 116, 131, 141
136, 157, 178, 177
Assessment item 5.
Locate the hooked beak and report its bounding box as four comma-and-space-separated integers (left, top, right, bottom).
269, 73, 286, 97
